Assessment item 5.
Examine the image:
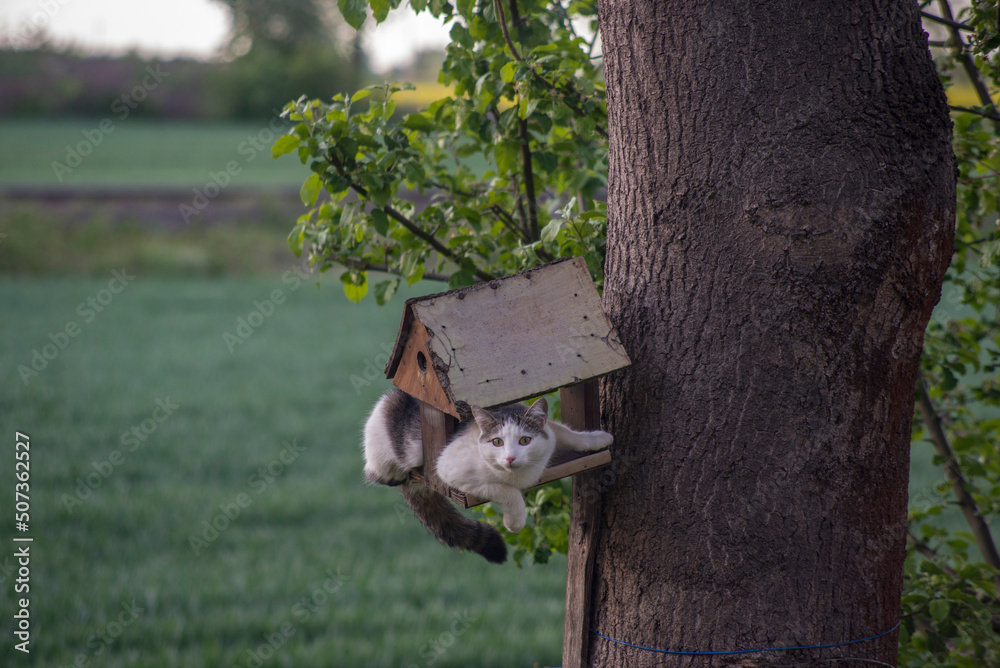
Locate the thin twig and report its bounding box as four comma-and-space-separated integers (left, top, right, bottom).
587, 26, 601, 58
921, 10, 974, 32
427, 180, 480, 198
518, 117, 540, 241
512, 177, 529, 235
949, 105, 1000, 122
489, 204, 530, 241
486, 205, 554, 261
916, 375, 1000, 596
956, 234, 999, 247
337, 257, 450, 282
506, 0, 522, 27
959, 172, 1000, 182
936, 0, 1000, 127
493, 0, 523, 62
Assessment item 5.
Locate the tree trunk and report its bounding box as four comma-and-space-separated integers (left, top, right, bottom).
589, 1, 954, 666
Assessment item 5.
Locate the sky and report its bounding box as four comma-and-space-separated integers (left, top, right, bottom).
0, 0, 452, 72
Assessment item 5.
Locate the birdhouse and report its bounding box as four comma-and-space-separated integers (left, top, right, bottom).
384, 256, 631, 507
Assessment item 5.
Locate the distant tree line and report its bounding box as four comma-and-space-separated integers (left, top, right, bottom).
0, 45, 368, 121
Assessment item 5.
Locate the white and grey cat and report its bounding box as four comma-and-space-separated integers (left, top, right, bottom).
363, 388, 613, 564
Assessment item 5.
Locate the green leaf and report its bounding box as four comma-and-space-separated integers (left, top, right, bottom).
287, 226, 305, 257
368, 184, 391, 209
500, 61, 518, 83
374, 278, 400, 305
300, 173, 323, 206
448, 269, 475, 289
524, 98, 541, 118
371, 208, 390, 236
338, 0, 368, 30
340, 271, 368, 303
399, 251, 422, 284
403, 113, 437, 132
493, 141, 518, 174
370, 0, 391, 22
272, 135, 300, 159
541, 219, 563, 243
407, 263, 425, 286
928, 599, 950, 623
350, 89, 373, 104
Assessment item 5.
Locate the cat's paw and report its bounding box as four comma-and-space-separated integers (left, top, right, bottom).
364, 465, 409, 487
503, 510, 526, 533
587, 430, 614, 450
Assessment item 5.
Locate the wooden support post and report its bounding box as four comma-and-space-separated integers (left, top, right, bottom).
561, 380, 602, 668
419, 401, 454, 497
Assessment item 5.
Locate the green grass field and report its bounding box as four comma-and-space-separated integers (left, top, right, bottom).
0, 119, 307, 187
0, 276, 566, 667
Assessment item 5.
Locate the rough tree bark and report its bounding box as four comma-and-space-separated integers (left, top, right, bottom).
588, 1, 954, 666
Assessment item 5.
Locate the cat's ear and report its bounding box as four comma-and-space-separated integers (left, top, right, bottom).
525, 397, 548, 423
471, 406, 498, 432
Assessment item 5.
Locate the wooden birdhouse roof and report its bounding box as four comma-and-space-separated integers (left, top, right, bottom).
385, 257, 631, 418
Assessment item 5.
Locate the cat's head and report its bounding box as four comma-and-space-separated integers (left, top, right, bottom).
471, 398, 553, 472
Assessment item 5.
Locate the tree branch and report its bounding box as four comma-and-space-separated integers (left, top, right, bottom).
337, 257, 450, 282
427, 180, 480, 199
506, 0, 523, 28
326, 152, 496, 281
489, 203, 530, 241
935, 0, 1000, 127
921, 10, 974, 32
587, 28, 601, 58
916, 375, 1000, 596
949, 105, 1000, 123
493, 0, 523, 62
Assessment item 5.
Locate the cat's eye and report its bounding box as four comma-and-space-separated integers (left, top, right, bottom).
518, 436, 532, 445
491, 437, 504, 447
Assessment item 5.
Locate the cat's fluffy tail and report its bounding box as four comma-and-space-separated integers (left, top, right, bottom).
399, 482, 507, 564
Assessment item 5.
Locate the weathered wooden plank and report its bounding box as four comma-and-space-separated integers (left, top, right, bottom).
418, 401, 454, 497
536, 449, 610, 487
455, 449, 611, 509
562, 381, 603, 668
402, 257, 630, 412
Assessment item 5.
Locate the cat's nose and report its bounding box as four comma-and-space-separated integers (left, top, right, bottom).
505, 456, 516, 464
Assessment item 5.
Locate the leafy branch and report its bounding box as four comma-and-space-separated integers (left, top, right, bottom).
916, 375, 1000, 594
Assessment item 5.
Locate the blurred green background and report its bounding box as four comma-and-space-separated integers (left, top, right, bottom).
0, 2, 983, 666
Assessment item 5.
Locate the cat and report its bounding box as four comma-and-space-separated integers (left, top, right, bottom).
363, 388, 613, 564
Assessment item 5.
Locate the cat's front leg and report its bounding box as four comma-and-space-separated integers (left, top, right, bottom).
481, 484, 527, 533
549, 421, 614, 452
